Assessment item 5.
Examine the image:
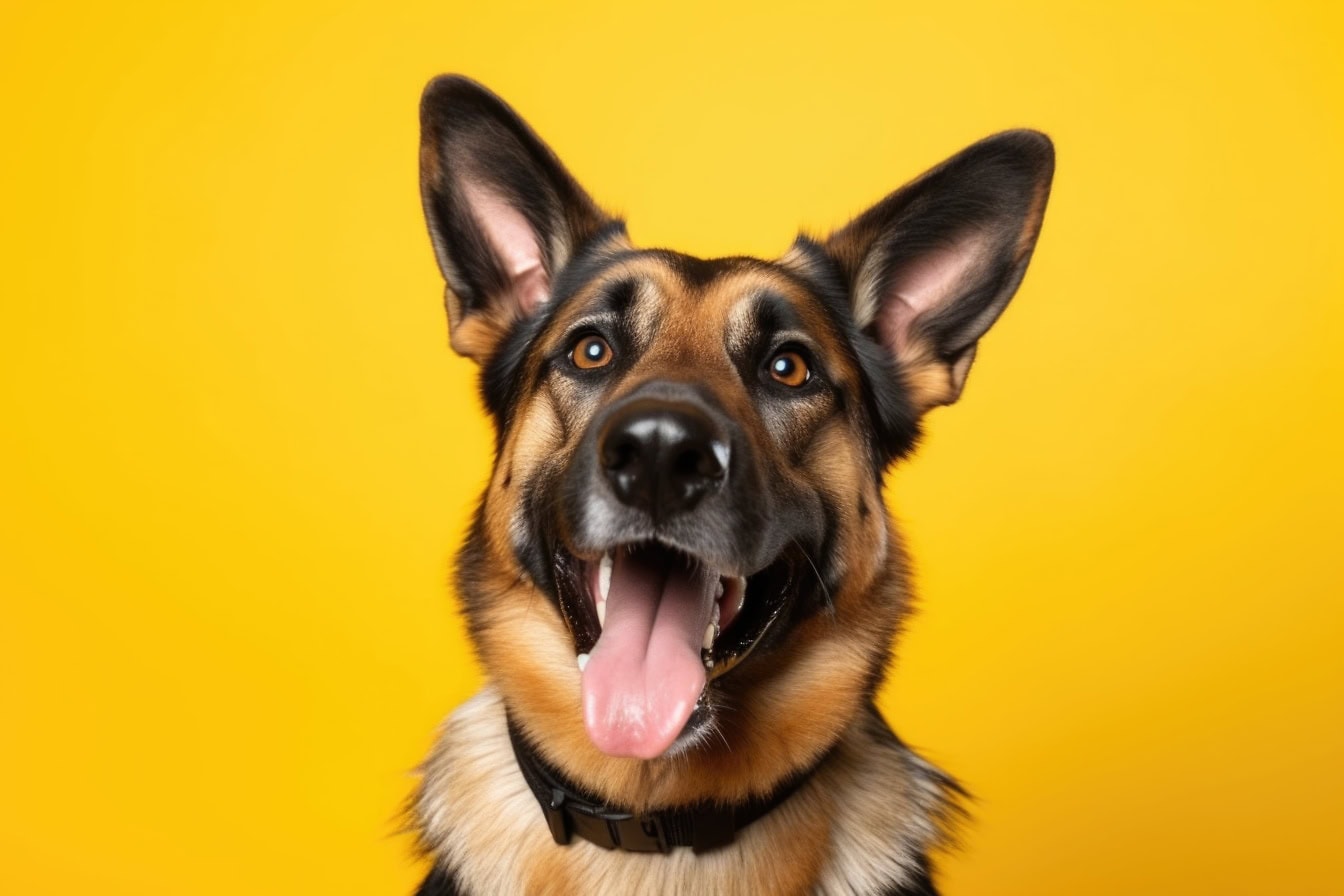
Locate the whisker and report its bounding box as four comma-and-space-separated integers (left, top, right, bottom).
791, 537, 835, 616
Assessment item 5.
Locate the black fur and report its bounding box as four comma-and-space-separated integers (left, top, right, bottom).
415, 841, 940, 895
781, 236, 924, 467
419, 76, 608, 319
414, 866, 465, 896
881, 860, 941, 896
416, 76, 1051, 896
822, 130, 1054, 397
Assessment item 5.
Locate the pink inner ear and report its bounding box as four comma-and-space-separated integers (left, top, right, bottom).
462, 179, 550, 317
876, 232, 987, 355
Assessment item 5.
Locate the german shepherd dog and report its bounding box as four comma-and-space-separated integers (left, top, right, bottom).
410, 76, 1053, 895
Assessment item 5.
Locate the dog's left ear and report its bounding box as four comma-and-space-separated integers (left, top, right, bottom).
824, 130, 1054, 413
419, 76, 613, 362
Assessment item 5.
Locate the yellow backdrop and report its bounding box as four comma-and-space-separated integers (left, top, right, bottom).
3, 1, 1340, 893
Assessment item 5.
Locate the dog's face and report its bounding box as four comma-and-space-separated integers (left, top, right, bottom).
420, 77, 1051, 805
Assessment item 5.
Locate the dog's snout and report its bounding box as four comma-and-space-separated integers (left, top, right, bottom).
599, 399, 729, 519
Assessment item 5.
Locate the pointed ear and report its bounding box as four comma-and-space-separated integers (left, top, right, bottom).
824, 130, 1054, 413
419, 76, 614, 361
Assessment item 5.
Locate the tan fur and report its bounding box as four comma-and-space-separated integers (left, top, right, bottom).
452, 261, 917, 809
488, 385, 566, 564
896, 338, 961, 414
416, 254, 961, 890
417, 87, 1051, 893
781, 242, 964, 414
417, 688, 954, 895
447, 310, 510, 361
803, 420, 889, 591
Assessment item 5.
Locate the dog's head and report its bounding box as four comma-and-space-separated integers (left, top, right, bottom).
419, 76, 1052, 806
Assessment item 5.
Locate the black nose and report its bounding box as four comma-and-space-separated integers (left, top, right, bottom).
599, 399, 730, 518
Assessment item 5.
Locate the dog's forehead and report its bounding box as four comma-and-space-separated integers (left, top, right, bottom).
551, 250, 835, 347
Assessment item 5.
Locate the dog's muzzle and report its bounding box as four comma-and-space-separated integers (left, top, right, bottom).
546, 382, 809, 760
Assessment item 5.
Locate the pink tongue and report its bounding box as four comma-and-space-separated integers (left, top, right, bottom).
582, 549, 717, 759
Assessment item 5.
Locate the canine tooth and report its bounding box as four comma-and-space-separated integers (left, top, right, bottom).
577, 653, 589, 672
598, 551, 613, 603
703, 622, 717, 651
597, 599, 606, 627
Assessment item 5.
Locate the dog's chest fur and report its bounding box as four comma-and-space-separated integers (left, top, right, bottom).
415, 688, 953, 895
412, 76, 1052, 896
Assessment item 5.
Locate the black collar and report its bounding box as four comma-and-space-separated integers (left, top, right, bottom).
506, 716, 827, 855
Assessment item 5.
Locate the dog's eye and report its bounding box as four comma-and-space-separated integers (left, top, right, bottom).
571, 334, 613, 370
768, 350, 810, 388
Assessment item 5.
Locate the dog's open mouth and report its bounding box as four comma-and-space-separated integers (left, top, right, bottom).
553, 542, 795, 759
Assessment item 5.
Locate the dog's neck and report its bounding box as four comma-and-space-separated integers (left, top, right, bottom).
413, 687, 962, 895
505, 712, 829, 854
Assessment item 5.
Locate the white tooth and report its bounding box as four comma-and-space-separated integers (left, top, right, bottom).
703, 622, 716, 651
597, 599, 606, 627
598, 551, 613, 603
577, 653, 589, 671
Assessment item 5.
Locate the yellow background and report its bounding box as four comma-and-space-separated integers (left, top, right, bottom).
2, 1, 1340, 893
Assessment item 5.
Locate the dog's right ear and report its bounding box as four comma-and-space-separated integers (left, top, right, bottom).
419, 76, 612, 361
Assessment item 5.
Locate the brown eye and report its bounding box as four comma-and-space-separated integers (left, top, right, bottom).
769, 350, 810, 387
571, 334, 613, 370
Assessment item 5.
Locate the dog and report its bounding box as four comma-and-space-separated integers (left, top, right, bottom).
409, 75, 1053, 895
